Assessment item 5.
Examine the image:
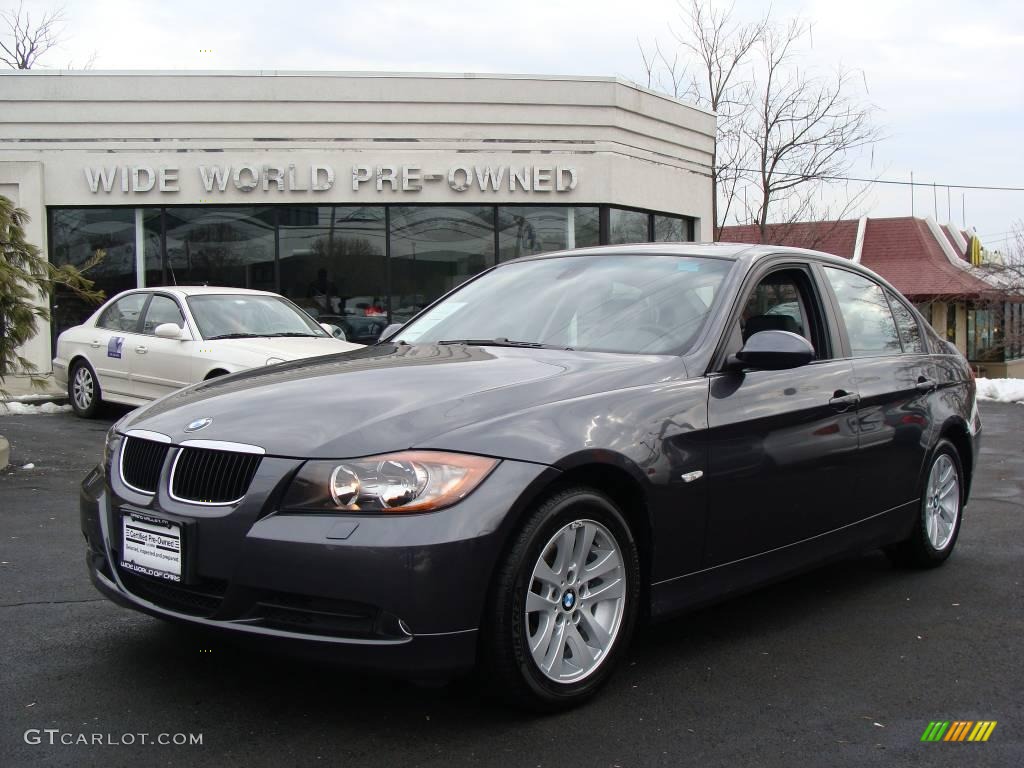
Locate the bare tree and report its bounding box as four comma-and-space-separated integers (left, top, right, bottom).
741, 19, 880, 242
641, 1, 766, 238
0, 2, 66, 69
640, 2, 880, 242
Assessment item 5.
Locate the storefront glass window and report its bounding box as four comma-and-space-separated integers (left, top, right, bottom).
609, 208, 650, 244
277, 206, 387, 341
967, 308, 997, 361
389, 206, 495, 323
654, 215, 687, 242
497, 207, 599, 261
48, 208, 138, 342
163, 206, 276, 291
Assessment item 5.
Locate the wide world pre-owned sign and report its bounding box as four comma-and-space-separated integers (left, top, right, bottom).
84, 163, 579, 194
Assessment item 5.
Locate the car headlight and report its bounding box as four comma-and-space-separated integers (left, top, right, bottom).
281, 451, 499, 514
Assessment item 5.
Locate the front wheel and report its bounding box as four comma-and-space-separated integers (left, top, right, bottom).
887, 439, 964, 568
481, 486, 640, 711
69, 360, 103, 418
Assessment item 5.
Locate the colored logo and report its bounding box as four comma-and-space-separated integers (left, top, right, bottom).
107, 336, 124, 359
184, 417, 213, 433
921, 721, 997, 742
561, 591, 576, 610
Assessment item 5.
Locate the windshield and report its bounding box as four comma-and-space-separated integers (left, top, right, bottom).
187, 294, 330, 340
394, 254, 733, 354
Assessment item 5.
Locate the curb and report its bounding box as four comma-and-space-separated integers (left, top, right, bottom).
0, 435, 9, 470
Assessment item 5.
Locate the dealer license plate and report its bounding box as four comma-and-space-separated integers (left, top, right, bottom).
120, 514, 182, 582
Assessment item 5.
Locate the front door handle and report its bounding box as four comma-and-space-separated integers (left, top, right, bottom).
829, 390, 860, 410
135, 345, 148, 355
916, 376, 937, 392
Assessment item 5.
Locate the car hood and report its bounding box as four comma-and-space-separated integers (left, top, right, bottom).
119, 344, 684, 458
213, 336, 361, 361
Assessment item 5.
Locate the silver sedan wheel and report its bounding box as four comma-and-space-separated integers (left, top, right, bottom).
925, 453, 960, 551
72, 366, 95, 411
525, 519, 626, 684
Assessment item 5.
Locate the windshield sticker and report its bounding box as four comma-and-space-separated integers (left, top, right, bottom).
107, 336, 125, 359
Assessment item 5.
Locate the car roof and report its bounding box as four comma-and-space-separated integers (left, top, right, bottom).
117, 286, 280, 298
513, 241, 890, 282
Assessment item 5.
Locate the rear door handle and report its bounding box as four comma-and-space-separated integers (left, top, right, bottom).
916, 377, 937, 392
135, 345, 148, 355
829, 390, 860, 410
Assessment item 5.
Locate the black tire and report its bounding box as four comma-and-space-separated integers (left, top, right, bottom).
481, 486, 641, 712
68, 359, 103, 418
886, 439, 964, 568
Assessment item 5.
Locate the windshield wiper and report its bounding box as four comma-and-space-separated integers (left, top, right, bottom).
262, 332, 322, 338
436, 338, 570, 350
205, 333, 265, 340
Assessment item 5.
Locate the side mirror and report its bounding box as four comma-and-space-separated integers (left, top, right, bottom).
380, 322, 404, 341
728, 330, 814, 371
320, 322, 347, 341
155, 323, 187, 340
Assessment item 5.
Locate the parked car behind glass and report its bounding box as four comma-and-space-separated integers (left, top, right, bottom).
80, 245, 980, 710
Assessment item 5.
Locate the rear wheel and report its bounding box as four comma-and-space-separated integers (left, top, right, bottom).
481, 486, 640, 711
887, 439, 963, 568
69, 360, 102, 418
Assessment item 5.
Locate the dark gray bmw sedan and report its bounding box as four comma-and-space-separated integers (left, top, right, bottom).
80, 244, 980, 710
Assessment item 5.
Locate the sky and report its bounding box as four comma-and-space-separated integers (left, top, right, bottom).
9, 0, 1024, 249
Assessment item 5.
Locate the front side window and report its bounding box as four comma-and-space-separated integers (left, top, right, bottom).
97, 294, 148, 332
141, 295, 186, 334
824, 267, 901, 357
395, 254, 734, 355
186, 295, 328, 340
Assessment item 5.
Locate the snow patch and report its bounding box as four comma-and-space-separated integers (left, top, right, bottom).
975, 378, 1024, 404
0, 401, 73, 416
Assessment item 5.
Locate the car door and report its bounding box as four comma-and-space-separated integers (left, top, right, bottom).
821, 267, 934, 515
130, 293, 195, 399
89, 293, 148, 400
701, 262, 861, 568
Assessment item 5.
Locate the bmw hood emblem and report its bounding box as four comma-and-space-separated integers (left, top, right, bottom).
184, 417, 214, 433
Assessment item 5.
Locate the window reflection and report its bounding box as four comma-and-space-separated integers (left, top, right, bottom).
654, 215, 687, 242
389, 206, 495, 323
277, 206, 387, 342
49, 208, 137, 342
824, 267, 901, 357
497, 207, 599, 261
609, 208, 650, 244
163, 207, 275, 290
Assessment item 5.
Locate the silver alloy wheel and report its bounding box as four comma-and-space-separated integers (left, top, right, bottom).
525, 519, 626, 684
925, 453, 960, 551
72, 366, 94, 411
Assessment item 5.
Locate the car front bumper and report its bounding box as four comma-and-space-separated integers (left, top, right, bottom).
80, 449, 556, 676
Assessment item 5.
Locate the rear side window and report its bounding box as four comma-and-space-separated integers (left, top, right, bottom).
142, 295, 186, 334
823, 267, 901, 357
97, 294, 147, 332
886, 291, 925, 353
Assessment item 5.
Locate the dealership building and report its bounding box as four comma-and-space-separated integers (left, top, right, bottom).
0, 70, 715, 382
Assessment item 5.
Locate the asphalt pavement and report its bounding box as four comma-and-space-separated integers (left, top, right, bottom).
1, 403, 1021, 768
